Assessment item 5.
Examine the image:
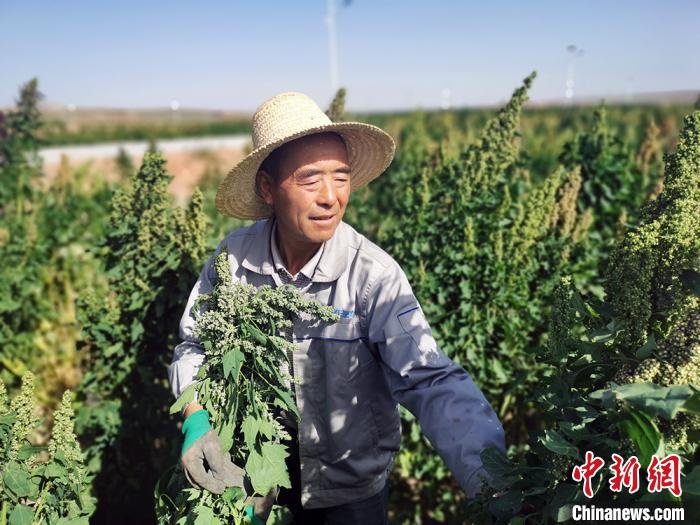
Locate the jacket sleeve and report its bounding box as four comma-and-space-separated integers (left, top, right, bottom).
363, 259, 506, 498
167, 240, 224, 412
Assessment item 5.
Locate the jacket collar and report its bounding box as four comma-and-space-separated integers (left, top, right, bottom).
241, 215, 348, 283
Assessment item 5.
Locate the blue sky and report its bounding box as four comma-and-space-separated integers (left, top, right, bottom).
1, 0, 698, 111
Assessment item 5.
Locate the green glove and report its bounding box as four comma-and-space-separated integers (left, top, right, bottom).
245, 503, 265, 525
181, 408, 212, 456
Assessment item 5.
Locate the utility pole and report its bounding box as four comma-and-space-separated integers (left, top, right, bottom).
325, 0, 339, 93
565, 44, 585, 103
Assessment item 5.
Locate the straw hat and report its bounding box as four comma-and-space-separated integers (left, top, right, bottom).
215, 91, 396, 219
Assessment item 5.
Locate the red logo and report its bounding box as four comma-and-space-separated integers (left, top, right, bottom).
647, 454, 682, 497
572, 452, 683, 498
609, 453, 641, 494
572, 450, 605, 498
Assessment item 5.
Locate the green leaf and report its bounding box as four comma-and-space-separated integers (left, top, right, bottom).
684, 466, 700, 495
218, 419, 236, 454
617, 407, 663, 468
221, 486, 245, 505
571, 290, 597, 320
242, 415, 260, 451
488, 490, 523, 520
682, 388, 700, 415
3, 465, 34, 499
547, 483, 579, 522
270, 384, 299, 421
16, 444, 46, 461
587, 320, 621, 343
169, 382, 197, 415
8, 504, 34, 525
635, 334, 657, 359
43, 461, 67, 479
491, 358, 507, 383
244, 441, 291, 495
130, 320, 144, 342
193, 505, 221, 525
590, 383, 693, 420
480, 446, 514, 479
222, 348, 245, 383
258, 418, 275, 440
243, 322, 268, 345
538, 430, 580, 459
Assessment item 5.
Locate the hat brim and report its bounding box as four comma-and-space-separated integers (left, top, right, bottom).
215, 121, 396, 219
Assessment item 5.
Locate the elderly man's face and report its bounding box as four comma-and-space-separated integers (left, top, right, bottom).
257, 132, 351, 245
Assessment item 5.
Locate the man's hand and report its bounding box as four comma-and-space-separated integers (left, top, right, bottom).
181, 408, 244, 493
180, 407, 277, 523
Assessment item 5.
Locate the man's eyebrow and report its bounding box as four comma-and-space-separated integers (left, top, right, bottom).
297, 166, 351, 177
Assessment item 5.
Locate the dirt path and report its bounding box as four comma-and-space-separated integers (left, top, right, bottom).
41, 136, 250, 204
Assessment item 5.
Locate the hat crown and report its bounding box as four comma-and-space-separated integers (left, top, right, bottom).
251, 92, 332, 149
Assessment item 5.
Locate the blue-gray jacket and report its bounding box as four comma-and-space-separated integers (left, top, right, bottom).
168, 216, 506, 509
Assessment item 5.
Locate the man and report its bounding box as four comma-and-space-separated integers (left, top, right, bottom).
168, 92, 506, 524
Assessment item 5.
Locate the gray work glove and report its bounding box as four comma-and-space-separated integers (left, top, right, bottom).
182, 428, 245, 493
181, 410, 278, 522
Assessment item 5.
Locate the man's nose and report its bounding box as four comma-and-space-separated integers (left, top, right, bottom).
316, 176, 337, 206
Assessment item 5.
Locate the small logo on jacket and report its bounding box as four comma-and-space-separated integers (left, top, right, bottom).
333, 307, 355, 319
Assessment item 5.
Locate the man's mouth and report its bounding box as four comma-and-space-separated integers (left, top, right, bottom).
310, 214, 335, 221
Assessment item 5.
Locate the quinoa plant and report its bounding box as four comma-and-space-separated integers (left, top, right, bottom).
471, 112, 700, 524
325, 87, 347, 122
155, 249, 339, 524
0, 373, 95, 524
377, 72, 592, 524
0, 79, 111, 398
74, 151, 206, 523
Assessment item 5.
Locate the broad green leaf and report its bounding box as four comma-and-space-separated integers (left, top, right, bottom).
491, 358, 507, 383
538, 430, 579, 459
682, 388, 700, 415
193, 504, 221, 525
480, 446, 514, 478
16, 444, 46, 461
684, 465, 700, 495
244, 441, 291, 495
590, 383, 694, 420
3, 465, 34, 499
242, 415, 260, 451
617, 407, 663, 468
258, 418, 275, 440
218, 419, 236, 453
487, 490, 523, 520
8, 504, 34, 525
571, 290, 597, 320
169, 382, 197, 415
222, 348, 245, 382
547, 483, 579, 523
43, 461, 67, 479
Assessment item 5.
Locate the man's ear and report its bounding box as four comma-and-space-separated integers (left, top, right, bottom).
255, 169, 274, 206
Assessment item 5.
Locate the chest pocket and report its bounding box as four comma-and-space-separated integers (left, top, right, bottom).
298, 316, 381, 465
295, 317, 373, 380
